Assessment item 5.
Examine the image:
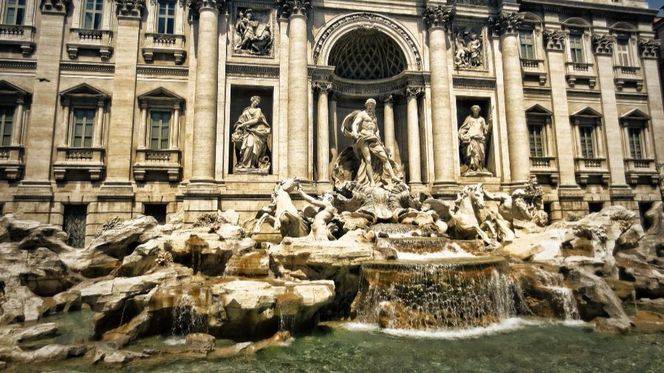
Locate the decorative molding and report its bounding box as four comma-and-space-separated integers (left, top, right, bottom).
638, 38, 660, 60
423, 5, 454, 30
60, 62, 115, 74
405, 86, 424, 98
0, 59, 37, 70
136, 65, 189, 76
39, 0, 71, 14
115, 0, 146, 18
452, 76, 496, 89
312, 13, 423, 70
188, 0, 227, 15
226, 63, 279, 77
592, 34, 615, 55
312, 81, 332, 93
489, 11, 523, 37
275, 0, 311, 19
543, 29, 566, 52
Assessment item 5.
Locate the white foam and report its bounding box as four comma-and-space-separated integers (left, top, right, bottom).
163, 337, 187, 346
342, 317, 590, 340
396, 245, 475, 261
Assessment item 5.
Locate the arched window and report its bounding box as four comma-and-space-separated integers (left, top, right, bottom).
328, 29, 406, 80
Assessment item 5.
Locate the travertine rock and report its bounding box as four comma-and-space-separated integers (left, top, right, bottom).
88, 215, 158, 259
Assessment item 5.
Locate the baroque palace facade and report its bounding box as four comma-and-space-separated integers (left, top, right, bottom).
0, 0, 662, 246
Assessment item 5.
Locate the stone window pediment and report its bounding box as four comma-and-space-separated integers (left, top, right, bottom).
137, 87, 184, 109
620, 108, 649, 126
570, 107, 602, 124
59, 83, 110, 105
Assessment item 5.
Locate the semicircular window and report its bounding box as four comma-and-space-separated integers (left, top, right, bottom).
328, 30, 407, 80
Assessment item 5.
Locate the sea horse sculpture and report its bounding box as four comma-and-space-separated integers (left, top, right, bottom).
253, 179, 309, 238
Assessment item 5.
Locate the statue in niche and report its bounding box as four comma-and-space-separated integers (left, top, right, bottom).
232, 96, 271, 173
234, 8, 273, 55
454, 28, 483, 69
459, 105, 492, 176
337, 98, 402, 188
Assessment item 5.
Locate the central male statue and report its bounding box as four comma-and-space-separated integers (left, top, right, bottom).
342, 98, 400, 187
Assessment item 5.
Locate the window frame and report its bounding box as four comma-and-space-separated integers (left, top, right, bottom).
0, 105, 15, 147
3, 0, 26, 26
568, 33, 585, 64
615, 36, 632, 67
571, 114, 603, 160
526, 112, 550, 158
519, 30, 536, 60
148, 109, 171, 150
157, 0, 176, 35
81, 0, 104, 30
70, 107, 96, 148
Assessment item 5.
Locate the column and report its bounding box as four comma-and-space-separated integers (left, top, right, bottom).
60, 103, 70, 147
93, 100, 104, 147
544, 29, 578, 188
314, 82, 331, 182
11, 97, 24, 146
639, 38, 664, 186
593, 34, 628, 187
383, 95, 396, 158
424, 5, 455, 185
138, 104, 148, 148
21, 0, 69, 185
496, 11, 531, 185
170, 106, 181, 149
331, 95, 338, 155
406, 87, 423, 184
280, 1, 311, 179
278, 16, 290, 178
190, 1, 221, 183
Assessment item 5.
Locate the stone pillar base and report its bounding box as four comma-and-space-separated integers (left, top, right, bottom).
555, 186, 587, 221
431, 182, 459, 199
181, 182, 222, 222
610, 186, 637, 213
13, 181, 55, 223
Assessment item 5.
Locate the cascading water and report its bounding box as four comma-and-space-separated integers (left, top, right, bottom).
170, 291, 209, 336
529, 267, 580, 320
352, 257, 516, 330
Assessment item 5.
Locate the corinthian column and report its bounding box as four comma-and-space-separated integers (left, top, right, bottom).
277, 0, 311, 179
190, 0, 224, 183
314, 81, 331, 182
423, 5, 455, 186
493, 11, 530, 185
383, 95, 396, 158
406, 87, 423, 184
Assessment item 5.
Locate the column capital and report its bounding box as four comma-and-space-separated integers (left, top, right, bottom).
592, 34, 616, 56
188, 0, 226, 13
638, 38, 660, 60
489, 11, 523, 37
543, 29, 566, 52
312, 81, 332, 94
406, 86, 424, 98
383, 94, 394, 104
39, 0, 72, 14
115, 0, 146, 19
423, 5, 454, 30
275, 0, 311, 19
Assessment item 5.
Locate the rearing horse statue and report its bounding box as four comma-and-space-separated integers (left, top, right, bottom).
253, 178, 309, 238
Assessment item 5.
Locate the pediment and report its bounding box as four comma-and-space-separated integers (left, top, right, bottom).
0, 80, 30, 97
60, 83, 109, 99
570, 106, 602, 118
526, 104, 552, 115
138, 87, 184, 103
620, 108, 650, 120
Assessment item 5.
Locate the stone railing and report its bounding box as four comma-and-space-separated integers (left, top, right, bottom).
529, 156, 556, 168
66, 29, 113, 60
624, 158, 658, 184
0, 24, 35, 56
520, 58, 547, 85
133, 148, 181, 181
0, 145, 24, 180
613, 65, 643, 91
142, 33, 186, 64
565, 62, 596, 88
530, 156, 559, 184
574, 157, 609, 185
53, 146, 105, 181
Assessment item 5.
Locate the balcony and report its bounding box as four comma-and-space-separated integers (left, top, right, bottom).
53, 147, 105, 181
529, 156, 559, 184
0, 24, 35, 56
624, 158, 658, 184
613, 65, 643, 91
520, 59, 547, 85
574, 157, 610, 185
565, 62, 597, 88
66, 29, 113, 60
0, 145, 24, 180
142, 33, 186, 65
133, 148, 181, 181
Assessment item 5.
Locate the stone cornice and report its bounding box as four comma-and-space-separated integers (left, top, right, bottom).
187, 0, 227, 13
543, 29, 565, 52
115, 0, 146, 18
275, 0, 311, 19
520, 0, 658, 18
592, 34, 615, 56
638, 38, 660, 60
423, 5, 454, 30
489, 11, 523, 37
39, 0, 71, 14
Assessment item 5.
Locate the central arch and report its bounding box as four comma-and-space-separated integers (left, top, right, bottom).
328, 29, 407, 80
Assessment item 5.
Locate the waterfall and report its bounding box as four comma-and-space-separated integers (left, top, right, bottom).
170, 292, 208, 336
528, 266, 580, 321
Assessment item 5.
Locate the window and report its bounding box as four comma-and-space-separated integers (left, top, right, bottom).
579, 125, 595, 159
149, 111, 171, 150
71, 109, 95, 148
0, 106, 14, 147
569, 34, 584, 63
3, 0, 26, 25
157, 0, 176, 34
82, 0, 104, 30
63, 205, 87, 248
627, 127, 644, 159
527, 115, 547, 158
616, 39, 631, 66
519, 31, 535, 59
144, 203, 168, 224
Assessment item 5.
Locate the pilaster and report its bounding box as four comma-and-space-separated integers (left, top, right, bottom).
406, 86, 423, 185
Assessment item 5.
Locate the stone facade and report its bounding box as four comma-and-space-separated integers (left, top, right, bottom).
0, 0, 662, 244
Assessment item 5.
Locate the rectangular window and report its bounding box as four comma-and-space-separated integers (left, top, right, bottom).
579, 126, 595, 159
71, 108, 95, 148
157, 0, 176, 34
528, 125, 545, 158
569, 35, 585, 63
628, 127, 643, 160
63, 204, 87, 248
82, 0, 104, 30
3, 0, 26, 25
0, 106, 14, 147
519, 31, 535, 59
150, 110, 171, 150
616, 39, 631, 66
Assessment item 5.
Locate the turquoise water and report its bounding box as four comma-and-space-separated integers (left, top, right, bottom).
33, 317, 664, 373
